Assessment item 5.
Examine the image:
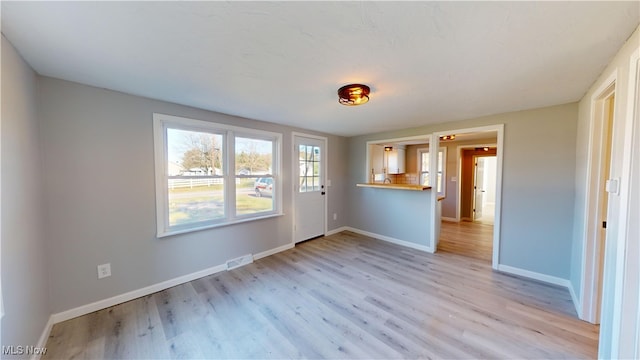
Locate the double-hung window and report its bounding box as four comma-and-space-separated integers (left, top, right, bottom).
153, 113, 282, 237
418, 147, 446, 196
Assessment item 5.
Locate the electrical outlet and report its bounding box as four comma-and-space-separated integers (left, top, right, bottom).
97, 263, 111, 279
333, 213, 337, 220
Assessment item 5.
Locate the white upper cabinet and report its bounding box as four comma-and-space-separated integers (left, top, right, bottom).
387, 146, 406, 174
369, 144, 385, 175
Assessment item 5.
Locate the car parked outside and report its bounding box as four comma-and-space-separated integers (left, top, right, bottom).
254, 177, 273, 197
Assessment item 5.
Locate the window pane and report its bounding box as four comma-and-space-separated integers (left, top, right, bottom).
167, 128, 223, 176
236, 177, 274, 215
235, 137, 273, 175
168, 179, 224, 226
421, 172, 430, 186
437, 149, 445, 194
299, 145, 306, 160
421, 152, 430, 186
299, 144, 321, 193
421, 153, 430, 172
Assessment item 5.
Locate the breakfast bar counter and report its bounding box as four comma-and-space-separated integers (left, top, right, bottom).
356, 183, 432, 191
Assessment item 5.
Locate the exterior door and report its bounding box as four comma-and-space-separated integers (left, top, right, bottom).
294, 135, 326, 243
473, 157, 486, 221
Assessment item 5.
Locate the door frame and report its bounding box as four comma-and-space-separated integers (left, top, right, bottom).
579, 70, 617, 324
291, 132, 328, 244
434, 124, 504, 269
613, 46, 640, 359
455, 144, 497, 222
599, 46, 640, 358
472, 154, 497, 222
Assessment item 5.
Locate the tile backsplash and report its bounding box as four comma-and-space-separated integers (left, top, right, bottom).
390, 173, 419, 184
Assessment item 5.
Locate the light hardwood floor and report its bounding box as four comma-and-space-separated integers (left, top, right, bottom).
44, 231, 598, 359
438, 220, 494, 262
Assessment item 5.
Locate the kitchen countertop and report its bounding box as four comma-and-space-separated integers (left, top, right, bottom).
356, 183, 432, 191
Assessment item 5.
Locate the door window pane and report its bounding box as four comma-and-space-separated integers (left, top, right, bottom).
299, 145, 320, 192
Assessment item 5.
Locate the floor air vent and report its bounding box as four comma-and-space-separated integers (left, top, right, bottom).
226, 254, 253, 270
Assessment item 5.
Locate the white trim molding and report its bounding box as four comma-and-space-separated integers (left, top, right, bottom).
498, 265, 581, 317
253, 243, 294, 261
344, 226, 433, 253
51, 263, 226, 324
579, 69, 618, 324
50, 242, 293, 324
497, 264, 571, 288
605, 45, 640, 360
325, 226, 349, 236
436, 124, 504, 270
32, 316, 55, 360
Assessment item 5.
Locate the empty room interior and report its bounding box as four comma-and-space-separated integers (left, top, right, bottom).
2, 2, 640, 359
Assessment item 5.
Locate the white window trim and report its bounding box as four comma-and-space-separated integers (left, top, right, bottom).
153, 113, 283, 237
417, 146, 446, 196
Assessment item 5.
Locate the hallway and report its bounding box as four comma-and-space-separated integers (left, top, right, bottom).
438, 220, 493, 262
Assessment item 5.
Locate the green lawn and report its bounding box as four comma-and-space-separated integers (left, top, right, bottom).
169, 184, 273, 225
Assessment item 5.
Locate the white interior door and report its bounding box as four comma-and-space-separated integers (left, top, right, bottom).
294, 135, 326, 243
473, 157, 486, 221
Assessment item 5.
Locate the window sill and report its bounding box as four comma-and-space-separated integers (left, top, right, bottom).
157, 212, 285, 238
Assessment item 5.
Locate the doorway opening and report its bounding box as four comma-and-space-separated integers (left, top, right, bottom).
435, 125, 503, 268
473, 155, 497, 224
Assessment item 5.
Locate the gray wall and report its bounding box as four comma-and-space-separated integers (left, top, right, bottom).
38, 77, 348, 313
1, 36, 51, 353
348, 103, 578, 279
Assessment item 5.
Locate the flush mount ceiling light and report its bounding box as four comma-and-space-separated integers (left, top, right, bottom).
439, 135, 456, 141
338, 84, 370, 106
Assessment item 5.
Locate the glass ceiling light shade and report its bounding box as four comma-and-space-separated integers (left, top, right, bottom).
338, 84, 370, 106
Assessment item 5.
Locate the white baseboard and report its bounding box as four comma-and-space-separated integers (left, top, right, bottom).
497, 264, 571, 288
568, 281, 582, 317
441, 217, 459, 222
344, 227, 434, 253
32, 315, 54, 360
253, 243, 294, 261
51, 263, 226, 324
50, 243, 293, 324
498, 264, 581, 314
325, 226, 349, 236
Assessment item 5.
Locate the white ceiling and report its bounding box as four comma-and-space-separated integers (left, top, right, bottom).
2, 2, 638, 137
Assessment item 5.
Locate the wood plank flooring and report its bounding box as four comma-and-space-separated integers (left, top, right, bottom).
438, 220, 494, 262
43, 231, 598, 359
